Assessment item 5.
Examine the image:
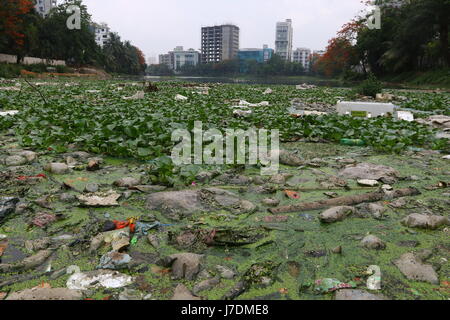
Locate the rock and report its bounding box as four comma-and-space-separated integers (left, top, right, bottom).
171, 284, 201, 300
279, 150, 304, 166
97, 251, 132, 270
389, 198, 407, 208
216, 265, 236, 279
113, 177, 140, 188
84, 183, 99, 193
332, 246, 342, 254
77, 191, 121, 207
44, 163, 69, 174
1, 249, 53, 273
87, 159, 100, 171
335, 289, 386, 300
402, 214, 450, 230
68, 151, 91, 160
262, 198, 280, 207
60, 193, 77, 203
17, 151, 37, 163
4, 155, 27, 166
361, 235, 386, 250
269, 173, 292, 184
132, 185, 167, 193
32, 212, 57, 228
263, 215, 288, 223
118, 288, 143, 300
65, 156, 78, 167
319, 206, 357, 223
366, 203, 387, 218
25, 238, 51, 252
6, 288, 83, 300
339, 162, 400, 182
145, 188, 256, 219
357, 179, 379, 187
147, 234, 160, 248
397, 240, 420, 248
169, 253, 203, 280
67, 270, 134, 290
192, 276, 220, 295
393, 253, 439, 284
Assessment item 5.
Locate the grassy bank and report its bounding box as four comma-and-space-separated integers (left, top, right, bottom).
381, 69, 450, 89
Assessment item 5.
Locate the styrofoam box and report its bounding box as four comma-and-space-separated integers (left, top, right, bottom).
336, 101, 397, 117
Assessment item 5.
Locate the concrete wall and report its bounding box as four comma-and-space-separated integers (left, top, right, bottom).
0, 53, 66, 66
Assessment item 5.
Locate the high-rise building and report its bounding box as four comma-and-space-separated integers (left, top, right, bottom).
159, 47, 200, 71
293, 48, 311, 70
275, 19, 293, 61
201, 25, 240, 64
238, 45, 274, 72
92, 23, 111, 47
34, 0, 57, 18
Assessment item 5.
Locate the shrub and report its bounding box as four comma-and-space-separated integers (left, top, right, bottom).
0, 63, 22, 78
355, 73, 383, 97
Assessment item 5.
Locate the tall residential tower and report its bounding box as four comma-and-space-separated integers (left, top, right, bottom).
275, 19, 293, 61
201, 25, 240, 64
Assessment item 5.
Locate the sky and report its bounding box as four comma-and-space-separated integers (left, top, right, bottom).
82, 0, 368, 62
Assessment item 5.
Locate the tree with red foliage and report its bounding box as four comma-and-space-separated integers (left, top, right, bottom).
0, 0, 35, 59
312, 20, 361, 77
135, 47, 146, 67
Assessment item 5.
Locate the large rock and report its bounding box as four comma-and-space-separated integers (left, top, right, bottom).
402, 214, 450, 230
6, 288, 83, 300
145, 188, 256, 219
279, 150, 304, 167
171, 284, 201, 300
113, 177, 140, 188
169, 253, 203, 280
393, 253, 439, 284
319, 206, 357, 223
3, 155, 27, 166
44, 163, 69, 174
361, 235, 386, 250
339, 162, 400, 183
335, 289, 386, 300
192, 276, 220, 295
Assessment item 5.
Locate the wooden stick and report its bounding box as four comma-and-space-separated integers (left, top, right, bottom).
268, 187, 421, 214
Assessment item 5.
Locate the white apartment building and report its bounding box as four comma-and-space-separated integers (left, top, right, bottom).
93, 23, 111, 47
275, 19, 293, 61
160, 47, 200, 71
293, 48, 312, 70
34, 0, 57, 18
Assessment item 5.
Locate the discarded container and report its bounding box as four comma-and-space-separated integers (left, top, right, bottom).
314, 278, 357, 293
0, 197, 19, 223
0, 110, 19, 117
66, 270, 133, 290
336, 101, 397, 118
340, 139, 366, 146
395, 110, 414, 122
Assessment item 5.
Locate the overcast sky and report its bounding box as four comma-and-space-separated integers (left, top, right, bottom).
82, 0, 367, 62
